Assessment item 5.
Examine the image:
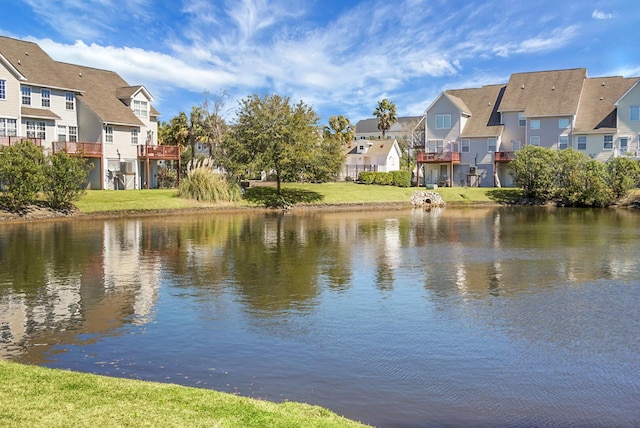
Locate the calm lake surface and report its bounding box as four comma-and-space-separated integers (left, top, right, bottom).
1, 207, 639, 427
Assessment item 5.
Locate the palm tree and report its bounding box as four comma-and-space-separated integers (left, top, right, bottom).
373, 99, 397, 138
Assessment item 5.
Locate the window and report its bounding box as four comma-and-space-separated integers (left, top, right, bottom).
518, 112, 526, 127
530, 136, 540, 146
577, 136, 587, 150
451, 142, 460, 152
435, 114, 451, 129
0, 118, 17, 137
461, 139, 470, 153
559, 136, 568, 150
26, 121, 46, 139
65, 93, 74, 110
0, 80, 5, 100
630, 106, 640, 121
21, 86, 31, 105
41, 89, 51, 107
487, 138, 496, 153
133, 100, 148, 118
619, 137, 629, 152
603, 135, 613, 150
558, 118, 570, 128
57, 125, 66, 141
131, 128, 139, 145
104, 126, 113, 143
530, 119, 540, 129
68, 126, 77, 142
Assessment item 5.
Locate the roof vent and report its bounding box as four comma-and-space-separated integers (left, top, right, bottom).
17, 59, 21, 65
78, 72, 82, 77
552, 86, 555, 91
602, 81, 606, 86
521, 84, 525, 89
600, 97, 604, 101
25, 51, 29, 56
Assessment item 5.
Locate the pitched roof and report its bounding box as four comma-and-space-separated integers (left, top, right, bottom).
356, 116, 422, 134
574, 76, 637, 134
21, 106, 61, 120
498, 68, 587, 116
0, 36, 158, 125
344, 139, 399, 157
0, 36, 80, 91
446, 84, 505, 138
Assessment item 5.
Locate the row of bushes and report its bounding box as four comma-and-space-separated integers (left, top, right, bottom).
510, 146, 640, 207
357, 171, 411, 187
0, 140, 92, 211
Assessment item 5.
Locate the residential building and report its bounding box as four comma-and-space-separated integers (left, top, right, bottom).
419, 68, 639, 187
355, 116, 425, 144
0, 36, 178, 190
341, 138, 402, 180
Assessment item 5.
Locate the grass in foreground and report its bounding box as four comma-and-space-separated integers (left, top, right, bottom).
74, 183, 521, 214
0, 361, 369, 428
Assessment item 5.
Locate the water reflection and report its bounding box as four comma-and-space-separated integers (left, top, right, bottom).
0, 207, 639, 426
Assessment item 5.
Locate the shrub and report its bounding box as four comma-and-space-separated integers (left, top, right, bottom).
391, 170, 411, 187
0, 140, 45, 210
43, 151, 92, 209
509, 145, 558, 201
157, 166, 178, 189
358, 171, 376, 184
607, 157, 640, 199
178, 167, 242, 202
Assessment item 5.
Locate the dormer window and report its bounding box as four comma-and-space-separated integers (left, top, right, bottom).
134, 100, 148, 118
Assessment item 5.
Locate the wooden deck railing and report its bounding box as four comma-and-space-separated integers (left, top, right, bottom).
495, 151, 516, 162
0, 136, 44, 147
52, 141, 103, 157
416, 151, 461, 163
138, 145, 180, 160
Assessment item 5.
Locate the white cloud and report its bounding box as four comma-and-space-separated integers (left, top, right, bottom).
592, 9, 616, 20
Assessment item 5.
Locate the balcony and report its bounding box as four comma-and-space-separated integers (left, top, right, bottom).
495, 151, 516, 162
416, 151, 460, 163
52, 141, 103, 157
138, 144, 180, 160
0, 136, 44, 147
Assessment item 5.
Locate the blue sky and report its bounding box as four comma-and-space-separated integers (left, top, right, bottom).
3, 0, 639, 125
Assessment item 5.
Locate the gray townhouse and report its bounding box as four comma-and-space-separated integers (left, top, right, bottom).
419, 68, 640, 187
0, 36, 178, 190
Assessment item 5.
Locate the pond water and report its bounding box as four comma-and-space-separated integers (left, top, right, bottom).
1, 207, 639, 427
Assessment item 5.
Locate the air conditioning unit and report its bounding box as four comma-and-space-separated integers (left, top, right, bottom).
469, 166, 477, 175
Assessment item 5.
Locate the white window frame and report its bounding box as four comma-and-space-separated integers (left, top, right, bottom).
530, 119, 540, 129
577, 135, 587, 150
630, 106, 640, 121
619, 137, 629, 153
518, 112, 526, 127
603, 135, 613, 151
487, 138, 496, 153
65, 92, 74, 110
558, 118, 570, 129
130, 128, 139, 145
435, 114, 451, 129
451, 141, 460, 153
0, 118, 17, 137
68, 126, 77, 142
26, 120, 46, 140
133, 100, 148, 118
461, 139, 470, 153
41, 89, 51, 107
0, 79, 5, 100
21, 86, 31, 105
57, 125, 66, 142
530, 136, 540, 146
104, 125, 114, 143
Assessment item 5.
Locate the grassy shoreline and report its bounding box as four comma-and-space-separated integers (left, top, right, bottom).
0, 361, 369, 428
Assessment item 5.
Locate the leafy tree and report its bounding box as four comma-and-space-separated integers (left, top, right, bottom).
555, 148, 589, 206
225, 94, 321, 195
373, 98, 397, 138
607, 156, 640, 199
0, 140, 45, 210
323, 115, 354, 144
509, 145, 558, 201
43, 151, 93, 209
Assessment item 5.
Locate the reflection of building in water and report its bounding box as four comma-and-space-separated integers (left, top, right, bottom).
0, 220, 162, 362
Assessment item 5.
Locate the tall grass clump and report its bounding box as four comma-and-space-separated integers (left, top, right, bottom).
178, 167, 242, 202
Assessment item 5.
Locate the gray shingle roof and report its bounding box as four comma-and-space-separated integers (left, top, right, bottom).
574, 76, 637, 133
356, 116, 422, 134
21, 106, 61, 120
446, 84, 505, 138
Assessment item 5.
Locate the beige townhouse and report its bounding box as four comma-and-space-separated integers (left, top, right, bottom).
0, 36, 178, 190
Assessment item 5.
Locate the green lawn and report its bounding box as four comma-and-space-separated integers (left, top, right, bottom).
74, 183, 520, 213
0, 361, 369, 428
